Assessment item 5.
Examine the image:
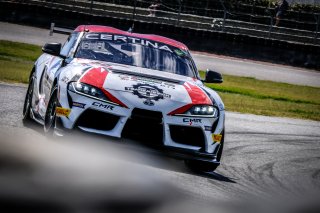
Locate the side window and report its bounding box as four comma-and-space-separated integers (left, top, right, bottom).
60, 33, 79, 57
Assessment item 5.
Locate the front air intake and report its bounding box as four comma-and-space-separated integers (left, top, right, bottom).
76, 109, 119, 131
169, 125, 205, 150
122, 108, 163, 144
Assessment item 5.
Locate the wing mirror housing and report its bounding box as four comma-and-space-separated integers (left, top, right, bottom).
42, 43, 62, 57
204, 69, 223, 83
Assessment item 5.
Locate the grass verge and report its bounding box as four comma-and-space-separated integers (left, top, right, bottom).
0, 40, 41, 83
0, 40, 319, 121
200, 73, 320, 121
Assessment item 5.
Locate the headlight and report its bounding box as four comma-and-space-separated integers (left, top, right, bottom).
188, 105, 218, 116
168, 104, 218, 117
68, 82, 109, 101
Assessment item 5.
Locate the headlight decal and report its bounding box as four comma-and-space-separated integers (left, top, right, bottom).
183, 82, 212, 105
79, 67, 108, 90
74, 67, 128, 108
168, 82, 217, 116
167, 103, 193, 116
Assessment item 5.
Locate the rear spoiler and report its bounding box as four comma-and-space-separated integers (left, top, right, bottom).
49, 23, 73, 36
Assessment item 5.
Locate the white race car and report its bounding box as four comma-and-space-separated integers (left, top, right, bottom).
23, 25, 225, 172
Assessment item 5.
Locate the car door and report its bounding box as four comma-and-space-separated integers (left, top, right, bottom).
38, 32, 80, 119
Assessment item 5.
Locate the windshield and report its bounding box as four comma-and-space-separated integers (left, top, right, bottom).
75, 33, 197, 78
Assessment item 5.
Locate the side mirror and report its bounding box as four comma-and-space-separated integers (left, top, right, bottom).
204, 69, 223, 83
42, 43, 62, 57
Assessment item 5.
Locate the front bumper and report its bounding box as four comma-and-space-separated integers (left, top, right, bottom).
161, 146, 220, 164
57, 88, 225, 158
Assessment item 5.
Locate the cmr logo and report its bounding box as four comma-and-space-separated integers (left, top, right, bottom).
183, 118, 202, 125
92, 102, 114, 110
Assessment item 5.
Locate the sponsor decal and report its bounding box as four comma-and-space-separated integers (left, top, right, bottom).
72, 102, 86, 109
205, 126, 212, 131
174, 49, 187, 56
56, 107, 71, 117
183, 118, 202, 126
36, 94, 46, 113
119, 75, 175, 89
162, 82, 176, 89
61, 76, 69, 83
125, 83, 171, 106
92, 102, 114, 110
119, 75, 130, 81
143, 99, 155, 106
85, 33, 173, 53
212, 134, 222, 143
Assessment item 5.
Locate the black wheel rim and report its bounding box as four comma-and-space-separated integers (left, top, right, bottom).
23, 76, 34, 119
44, 90, 57, 132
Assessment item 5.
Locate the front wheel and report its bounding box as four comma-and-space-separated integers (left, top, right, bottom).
22, 73, 35, 123
44, 86, 58, 135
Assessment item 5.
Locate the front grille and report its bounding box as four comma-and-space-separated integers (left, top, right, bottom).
76, 109, 120, 131
130, 108, 163, 124
122, 108, 163, 144
169, 125, 205, 150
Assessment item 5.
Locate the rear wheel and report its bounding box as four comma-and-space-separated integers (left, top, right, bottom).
44, 86, 58, 136
185, 130, 225, 173
22, 73, 35, 123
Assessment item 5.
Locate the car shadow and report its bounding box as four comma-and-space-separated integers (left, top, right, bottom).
74, 130, 238, 183
194, 170, 237, 183
22, 123, 237, 184
21, 119, 44, 135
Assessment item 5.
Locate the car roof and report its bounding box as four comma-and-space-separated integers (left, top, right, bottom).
74, 25, 188, 50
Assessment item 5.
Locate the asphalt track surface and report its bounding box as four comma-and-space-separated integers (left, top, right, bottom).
1, 21, 320, 87
1, 83, 320, 212
0, 22, 320, 212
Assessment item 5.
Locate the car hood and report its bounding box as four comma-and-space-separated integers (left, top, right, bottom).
69, 59, 213, 113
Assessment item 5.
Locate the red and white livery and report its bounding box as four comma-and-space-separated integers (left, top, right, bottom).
23, 25, 225, 172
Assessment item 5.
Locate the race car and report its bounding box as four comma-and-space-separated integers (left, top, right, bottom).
22, 25, 225, 172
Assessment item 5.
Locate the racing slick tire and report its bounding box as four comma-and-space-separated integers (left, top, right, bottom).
185, 130, 225, 173
44, 85, 58, 136
22, 72, 35, 124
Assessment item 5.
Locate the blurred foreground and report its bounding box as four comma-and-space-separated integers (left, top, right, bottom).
0, 130, 320, 213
